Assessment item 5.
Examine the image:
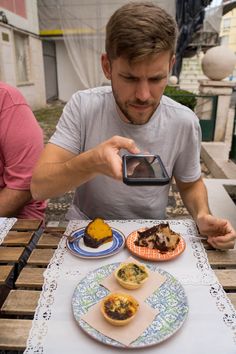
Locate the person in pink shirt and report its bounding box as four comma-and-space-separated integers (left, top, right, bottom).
0, 81, 46, 220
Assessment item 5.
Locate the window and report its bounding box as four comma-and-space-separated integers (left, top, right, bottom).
2, 32, 9, 42
14, 31, 31, 84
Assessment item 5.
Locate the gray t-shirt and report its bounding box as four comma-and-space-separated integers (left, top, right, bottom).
50, 86, 201, 220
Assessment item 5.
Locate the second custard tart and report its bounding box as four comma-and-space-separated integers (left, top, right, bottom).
114, 262, 149, 289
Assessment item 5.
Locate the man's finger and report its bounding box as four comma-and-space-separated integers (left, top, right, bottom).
111, 136, 140, 154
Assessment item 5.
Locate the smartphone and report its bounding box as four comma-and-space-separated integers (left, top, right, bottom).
122, 154, 170, 186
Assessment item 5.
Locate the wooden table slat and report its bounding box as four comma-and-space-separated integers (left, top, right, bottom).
0, 318, 32, 350
207, 250, 236, 267
27, 249, 55, 266
44, 226, 66, 233
227, 293, 236, 309
0, 247, 25, 263
214, 270, 236, 290
37, 233, 61, 248
0, 265, 14, 285
2, 232, 34, 246
15, 267, 45, 288
11, 219, 42, 231
1, 290, 40, 315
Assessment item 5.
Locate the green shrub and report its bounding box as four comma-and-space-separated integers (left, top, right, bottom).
164, 85, 197, 111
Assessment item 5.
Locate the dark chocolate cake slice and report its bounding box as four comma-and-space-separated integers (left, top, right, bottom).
134, 223, 180, 253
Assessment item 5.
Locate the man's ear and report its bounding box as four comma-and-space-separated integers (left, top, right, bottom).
101, 53, 111, 80
169, 54, 176, 72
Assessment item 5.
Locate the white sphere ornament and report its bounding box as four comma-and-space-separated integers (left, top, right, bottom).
201, 46, 236, 81
168, 75, 178, 85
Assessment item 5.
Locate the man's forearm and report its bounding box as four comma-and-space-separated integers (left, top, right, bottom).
31, 149, 98, 200
176, 178, 211, 222
0, 187, 32, 217
176, 178, 236, 249
31, 136, 139, 201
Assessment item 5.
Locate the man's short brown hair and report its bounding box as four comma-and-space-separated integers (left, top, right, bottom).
105, 1, 178, 62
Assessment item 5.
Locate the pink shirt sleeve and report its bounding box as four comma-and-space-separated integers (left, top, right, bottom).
0, 103, 44, 190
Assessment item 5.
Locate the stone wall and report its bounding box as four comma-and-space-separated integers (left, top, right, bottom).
179, 53, 208, 93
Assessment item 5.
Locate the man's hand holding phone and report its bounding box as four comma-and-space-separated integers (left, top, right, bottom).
122, 154, 170, 186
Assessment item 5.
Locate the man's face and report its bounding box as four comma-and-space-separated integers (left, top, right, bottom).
102, 51, 175, 125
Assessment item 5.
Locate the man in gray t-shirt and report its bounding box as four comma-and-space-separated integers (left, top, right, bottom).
31, 2, 235, 250
49, 87, 201, 222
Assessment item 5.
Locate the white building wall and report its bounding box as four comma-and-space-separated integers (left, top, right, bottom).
20, 36, 46, 108
0, 28, 15, 83
0, 0, 46, 109
0, 23, 46, 109
56, 41, 83, 102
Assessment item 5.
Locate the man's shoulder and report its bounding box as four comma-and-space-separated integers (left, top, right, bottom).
161, 95, 198, 122
162, 95, 193, 112
72, 85, 112, 102
0, 81, 26, 109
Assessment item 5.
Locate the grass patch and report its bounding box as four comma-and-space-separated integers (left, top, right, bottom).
33, 101, 65, 143
34, 105, 64, 125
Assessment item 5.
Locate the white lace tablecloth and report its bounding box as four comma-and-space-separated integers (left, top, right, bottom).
24, 219, 236, 354
0, 217, 17, 244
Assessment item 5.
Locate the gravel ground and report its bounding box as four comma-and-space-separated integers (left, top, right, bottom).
34, 101, 212, 224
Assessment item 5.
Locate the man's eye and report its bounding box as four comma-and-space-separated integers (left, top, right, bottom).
123, 76, 137, 82
149, 77, 162, 82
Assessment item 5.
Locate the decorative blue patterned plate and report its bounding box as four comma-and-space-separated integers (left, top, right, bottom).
72, 263, 189, 348
66, 228, 125, 259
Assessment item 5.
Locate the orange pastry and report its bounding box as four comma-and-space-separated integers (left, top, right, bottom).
84, 218, 113, 248
101, 292, 139, 326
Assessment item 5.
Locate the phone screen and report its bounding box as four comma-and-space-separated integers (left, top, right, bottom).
122, 154, 170, 185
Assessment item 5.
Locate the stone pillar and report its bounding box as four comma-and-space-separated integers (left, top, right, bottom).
198, 79, 234, 142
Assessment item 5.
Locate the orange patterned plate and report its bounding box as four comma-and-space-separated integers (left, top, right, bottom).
126, 227, 186, 261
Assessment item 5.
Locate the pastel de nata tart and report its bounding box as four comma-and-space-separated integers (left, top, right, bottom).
83, 218, 113, 248
101, 292, 139, 326
114, 262, 149, 290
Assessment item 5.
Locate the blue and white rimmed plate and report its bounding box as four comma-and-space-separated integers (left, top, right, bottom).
66, 227, 125, 259
72, 262, 189, 348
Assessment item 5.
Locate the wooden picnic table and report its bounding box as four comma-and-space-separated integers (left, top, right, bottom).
0, 220, 236, 351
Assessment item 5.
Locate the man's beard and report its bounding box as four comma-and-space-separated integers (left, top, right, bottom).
112, 85, 158, 125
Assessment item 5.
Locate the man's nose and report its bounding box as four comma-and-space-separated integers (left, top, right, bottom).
135, 81, 151, 102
